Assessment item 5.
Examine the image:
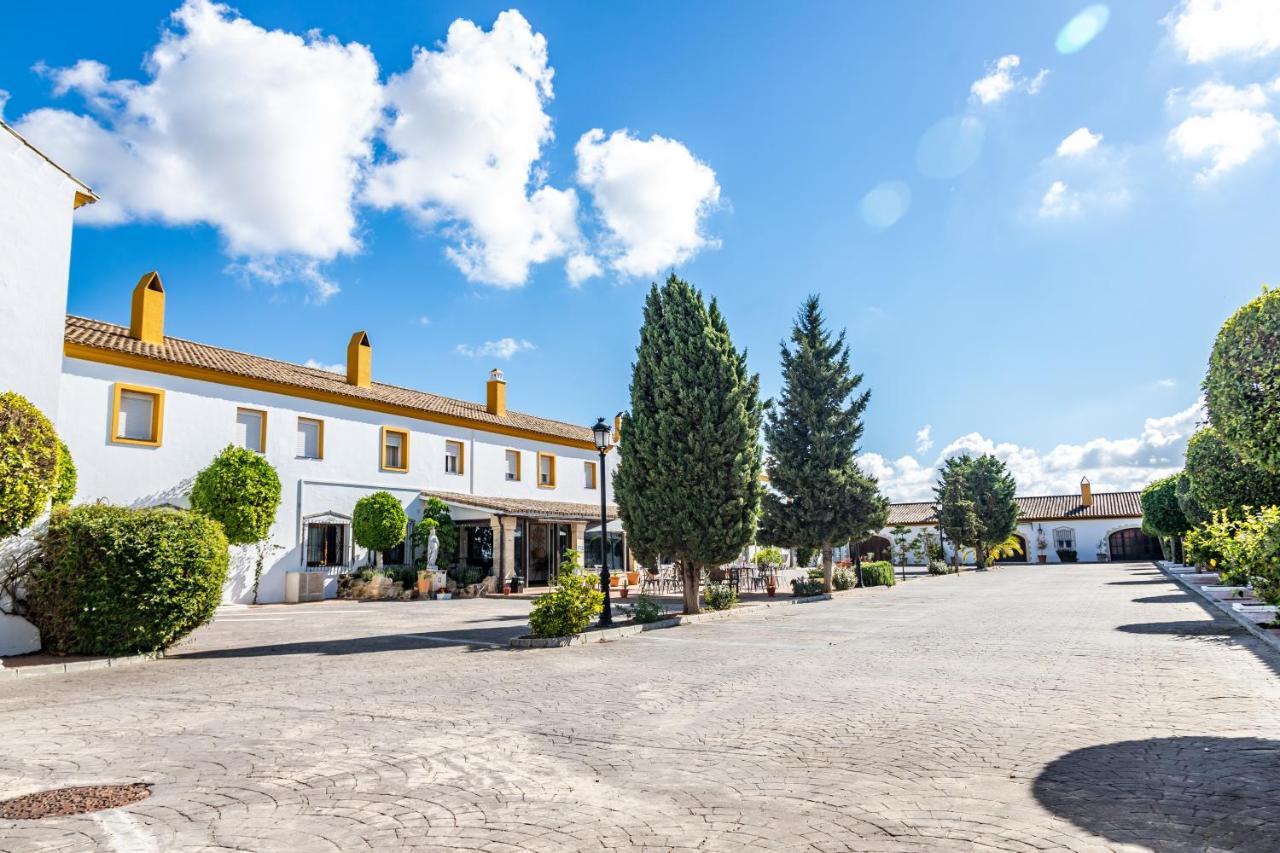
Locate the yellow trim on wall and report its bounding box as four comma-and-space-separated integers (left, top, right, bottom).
298, 416, 324, 460
381, 426, 410, 472
445, 439, 465, 476
585, 460, 597, 489
65, 342, 597, 451
236, 407, 268, 453
110, 382, 165, 447
537, 452, 556, 489
505, 449, 522, 482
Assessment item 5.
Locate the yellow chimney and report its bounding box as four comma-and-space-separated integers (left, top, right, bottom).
1081, 476, 1093, 507
128, 271, 165, 345
486, 368, 507, 417
613, 413, 623, 444
346, 331, 371, 387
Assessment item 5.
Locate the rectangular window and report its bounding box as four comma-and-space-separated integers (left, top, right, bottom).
111, 383, 164, 446
297, 417, 323, 459
1054, 528, 1075, 551
584, 460, 597, 489
235, 408, 266, 453
538, 452, 556, 488
306, 523, 346, 567
445, 440, 464, 475
505, 449, 521, 481
381, 427, 409, 472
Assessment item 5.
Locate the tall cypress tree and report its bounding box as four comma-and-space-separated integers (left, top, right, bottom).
758, 296, 888, 592
614, 275, 763, 614
934, 454, 1018, 568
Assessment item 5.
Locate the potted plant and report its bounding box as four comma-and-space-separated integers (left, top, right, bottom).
502, 579, 511, 595
1036, 529, 1048, 564
416, 570, 431, 595
765, 575, 777, 598
619, 573, 630, 599
1095, 539, 1109, 562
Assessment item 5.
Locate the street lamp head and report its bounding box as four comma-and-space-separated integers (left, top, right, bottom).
591, 417, 611, 452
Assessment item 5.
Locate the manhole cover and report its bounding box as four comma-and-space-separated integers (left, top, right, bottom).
0, 784, 151, 820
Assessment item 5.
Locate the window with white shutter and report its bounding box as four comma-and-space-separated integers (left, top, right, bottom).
444, 440, 464, 475
382, 427, 409, 472
505, 450, 520, 481
236, 408, 265, 453
297, 418, 323, 459
111, 385, 163, 445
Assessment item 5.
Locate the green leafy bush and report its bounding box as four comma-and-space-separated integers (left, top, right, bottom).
0, 391, 60, 536
413, 497, 457, 566
1184, 427, 1280, 516
189, 445, 281, 545
790, 576, 824, 596
529, 550, 604, 638
754, 546, 785, 568
52, 440, 76, 506
794, 546, 817, 568
832, 569, 856, 590
352, 491, 407, 560
703, 582, 738, 611
859, 560, 896, 588
27, 505, 228, 655
1140, 475, 1191, 537
807, 567, 825, 580
632, 595, 668, 624
1056, 548, 1078, 563
1205, 287, 1280, 472
447, 565, 487, 586
928, 559, 956, 575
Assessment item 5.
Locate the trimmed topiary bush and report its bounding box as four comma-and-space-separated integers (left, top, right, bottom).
928, 559, 957, 575
703, 582, 738, 611
0, 391, 60, 537
1184, 427, 1280, 516
352, 491, 407, 566
189, 445, 281, 545
1140, 475, 1191, 537
832, 569, 857, 590
27, 504, 228, 655
1205, 287, 1280, 472
858, 560, 896, 588
51, 440, 76, 506
529, 550, 604, 638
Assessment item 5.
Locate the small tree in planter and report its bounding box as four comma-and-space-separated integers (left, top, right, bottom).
0, 391, 62, 537
529, 550, 603, 638
1140, 475, 1191, 563
889, 524, 911, 581
755, 546, 785, 596
352, 491, 407, 569
190, 445, 282, 604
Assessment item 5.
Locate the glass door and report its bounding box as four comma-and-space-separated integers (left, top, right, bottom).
527, 522, 552, 586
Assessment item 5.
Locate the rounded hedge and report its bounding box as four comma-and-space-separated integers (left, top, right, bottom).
52, 440, 77, 506
858, 560, 896, 588
0, 391, 60, 537
1184, 427, 1280, 516
28, 504, 229, 655
189, 445, 281, 545
1140, 474, 1191, 537
1205, 287, 1280, 472
352, 491, 407, 553
529, 551, 602, 638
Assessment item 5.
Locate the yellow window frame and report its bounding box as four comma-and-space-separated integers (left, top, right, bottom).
444, 439, 465, 475
505, 449, 522, 481
584, 460, 597, 489
537, 451, 556, 488
110, 382, 165, 447
298, 417, 325, 460
381, 426, 410, 472
237, 407, 268, 453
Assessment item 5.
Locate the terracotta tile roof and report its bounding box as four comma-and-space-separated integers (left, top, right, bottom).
64, 315, 593, 445
886, 491, 1143, 526
423, 491, 617, 522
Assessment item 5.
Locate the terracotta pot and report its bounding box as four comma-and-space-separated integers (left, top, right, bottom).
1037, 555, 1047, 565
766, 587, 776, 598
503, 583, 511, 595
626, 571, 640, 586
619, 588, 629, 598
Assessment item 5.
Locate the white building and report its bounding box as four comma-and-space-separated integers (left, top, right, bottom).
859, 479, 1158, 565
2, 121, 622, 608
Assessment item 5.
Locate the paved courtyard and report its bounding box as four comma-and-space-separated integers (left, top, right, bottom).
2, 561, 1279, 852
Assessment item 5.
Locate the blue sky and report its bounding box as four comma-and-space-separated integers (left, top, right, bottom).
4, 1, 1279, 499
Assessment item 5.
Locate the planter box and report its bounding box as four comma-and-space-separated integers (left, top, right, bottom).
1182, 573, 1221, 585
1201, 585, 1251, 601
1231, 603, 1277, 624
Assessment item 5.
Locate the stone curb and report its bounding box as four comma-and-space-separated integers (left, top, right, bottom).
1157, 562, 1280, 659
0, 651, 163, 680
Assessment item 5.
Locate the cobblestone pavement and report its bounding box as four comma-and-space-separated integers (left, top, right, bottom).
2, 562, 1279, 852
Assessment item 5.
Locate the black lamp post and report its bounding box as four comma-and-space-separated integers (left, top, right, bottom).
591, 417, 613, 627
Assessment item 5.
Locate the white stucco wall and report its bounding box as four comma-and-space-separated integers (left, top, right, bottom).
58, 357, 618, 603
0, 128, 83, 420
874, 517, 1147, 564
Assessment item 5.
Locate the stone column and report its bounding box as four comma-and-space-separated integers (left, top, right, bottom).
497, 515, 516, 584
571, 522, 586, 565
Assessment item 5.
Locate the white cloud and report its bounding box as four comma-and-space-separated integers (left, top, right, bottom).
304, 359, 345, 374
915, 424, 933, 454
0, 88, 9, 117
1185, 79, 1274, 111
1156, 378, 1177, 388
970, 55, 1048, 105
417, 315, 430, 326
859, 400, 1206, 502
363, 11, 584, 288
566, 253, 603, 285
575, 128, 721, 278
1039, 180, 1080, 217
1166, 0, 1280, 63
1056, 127, 1102, 157
14, 0, 383, 300
455, 338, 535, 359
1169, 108, 1280, 181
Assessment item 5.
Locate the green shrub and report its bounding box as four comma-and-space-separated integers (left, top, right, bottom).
794, 546, 817, 568
807, 567, 825, 580
754, 546, 785, 568
1140, 475, 1191, 537
447, 565, 487, 586
1056, 548, 1078, 563
832, 569, 856, 590
632, 595, 668, 624
0, 391, 60, 537
791, 576, 823, 596
859, 560, 896, 588
703, 582, 738, 610
189, 445, 281, 545
52, 440, 76, 506
928, 559, 956, 575
529, 550, 603, 638
1205, 287, 1280, 472
413, 497, 457, 566
352, 491, 407, 560
27, 505, 228, 655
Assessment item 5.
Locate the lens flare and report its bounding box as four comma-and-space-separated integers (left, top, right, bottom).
859, 181, 912, 230
1056, 5, 1110, 54
915, 116, 985, 180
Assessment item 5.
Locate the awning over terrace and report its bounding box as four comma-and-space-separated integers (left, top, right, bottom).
421, 490, 618, 523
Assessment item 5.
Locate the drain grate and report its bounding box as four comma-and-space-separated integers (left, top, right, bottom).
0, 784, 151, 820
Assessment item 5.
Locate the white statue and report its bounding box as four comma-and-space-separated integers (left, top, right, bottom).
427, 527, 440, 570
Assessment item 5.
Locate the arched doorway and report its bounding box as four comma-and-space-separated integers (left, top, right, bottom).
994, 533, 1028, 563
1109, 528, 1162, 561
855, 535, 893, 563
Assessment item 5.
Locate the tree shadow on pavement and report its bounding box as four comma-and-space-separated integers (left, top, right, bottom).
1133, 593, 1194, 604
1034, 736, 1280, 853
170, 625, 518, 658
1107, 579, 1172, 585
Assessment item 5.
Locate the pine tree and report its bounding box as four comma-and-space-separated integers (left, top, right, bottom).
758, 296, 889, 593
934, 454, 1018, 569
614, 275, 764, 614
